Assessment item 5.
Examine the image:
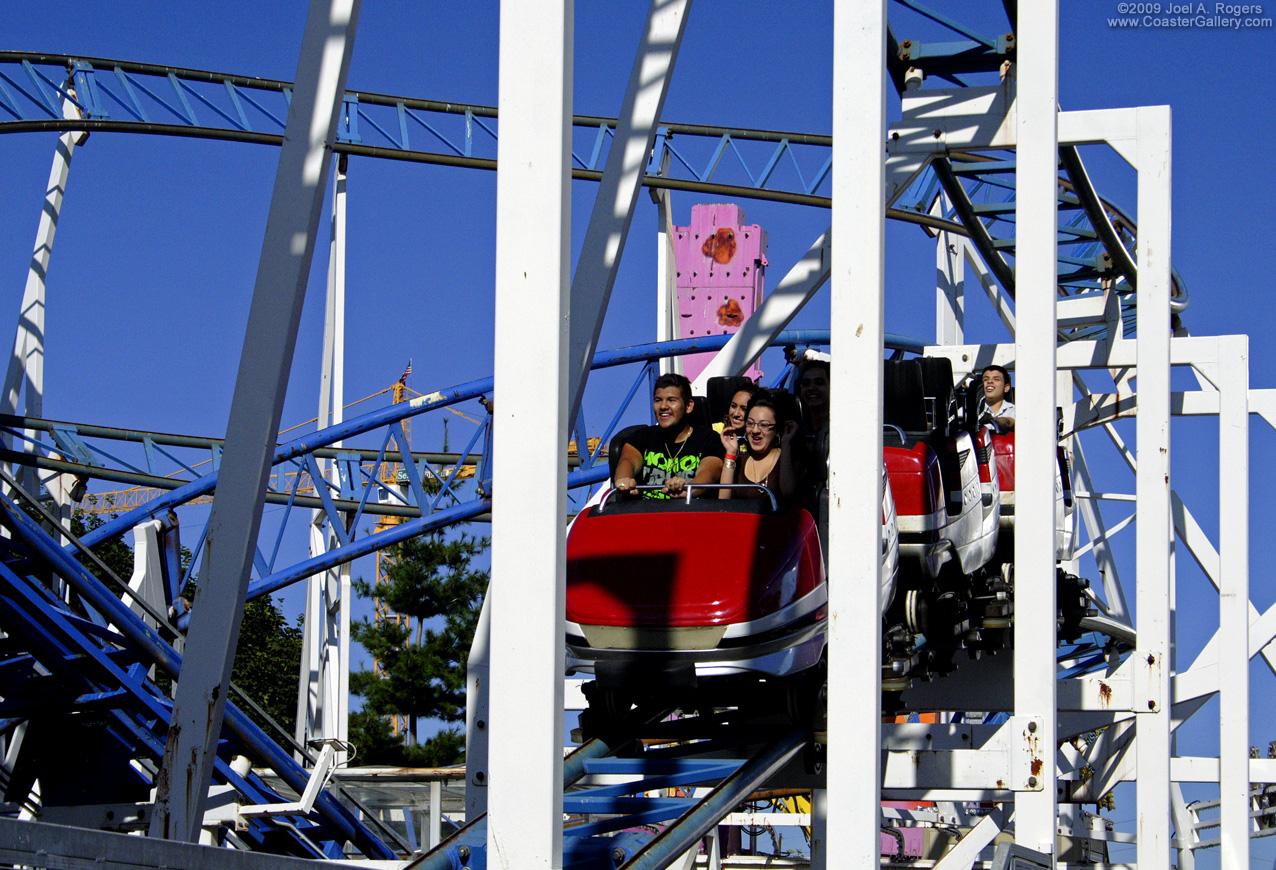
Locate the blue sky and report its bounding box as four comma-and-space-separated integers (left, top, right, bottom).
1, 2, 1273, 861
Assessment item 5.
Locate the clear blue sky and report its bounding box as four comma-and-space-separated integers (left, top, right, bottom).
1, 3, 1273, 862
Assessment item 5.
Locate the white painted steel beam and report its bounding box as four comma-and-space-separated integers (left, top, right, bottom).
809, 787, 827, 870
487, 0, 572, 866
3, 93, 82, 495
889, 81, 1018, 153
826, 1, 885, 866
567, 0, 690, 427
655, 183, 682, 376
1012, 0, 1059, 855
928, 336, 1233, 376
1171, 784, 1197, 870
936, 225, 964, 345
933, 811, 1003, 870
1133, 104, 1172, 870
464, 589, 491, 819
1217, 336, 1249, 870
297, 153, 350, 755
149, 0, 360, 843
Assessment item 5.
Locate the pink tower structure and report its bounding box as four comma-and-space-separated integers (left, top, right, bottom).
671, 203, 767, 385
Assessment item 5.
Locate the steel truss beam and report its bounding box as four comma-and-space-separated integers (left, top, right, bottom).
0, 335, 912, 614
0, 485, 395, 858
0, 45, 1182, 330
152, 0, 360, 843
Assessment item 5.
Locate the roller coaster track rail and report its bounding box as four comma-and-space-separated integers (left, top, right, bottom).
3, 332, 882, 614
0, 35, 1185, 340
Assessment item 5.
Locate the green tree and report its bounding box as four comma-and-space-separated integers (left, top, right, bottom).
70, 508, 135, 597
230, 596, 304, 736
68, 505, 303, 738
348, 530, 488, 766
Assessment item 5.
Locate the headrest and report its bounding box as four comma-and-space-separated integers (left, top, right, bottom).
917, 357, 956, 435
883, 360, 928, 433
706, 376, 757, 425
608, 424, 649, 482
690, 395, 712, 428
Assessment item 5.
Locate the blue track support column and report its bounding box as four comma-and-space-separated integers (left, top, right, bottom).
826, 0, 886, 866
488, 0, 572, 867
567, 0, 691, 430
1013, 0, 1060, 856
149, 0, 361, 844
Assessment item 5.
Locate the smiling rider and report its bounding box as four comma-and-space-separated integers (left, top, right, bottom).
613, 373, 726, 499
978, 365, 1016, 432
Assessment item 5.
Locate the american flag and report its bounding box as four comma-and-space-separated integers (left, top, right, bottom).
396, 360, 412, 386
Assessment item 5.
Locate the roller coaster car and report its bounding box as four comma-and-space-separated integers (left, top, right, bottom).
564, 424, 899, 698
882, 358, 1000, 580
989, 431, 1077, 562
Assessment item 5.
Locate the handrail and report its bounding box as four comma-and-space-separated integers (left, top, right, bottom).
600, 483, 777, 513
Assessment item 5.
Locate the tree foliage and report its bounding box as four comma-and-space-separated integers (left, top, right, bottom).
230, 597, 304, 736
348, 530, 488, 766
67, 506, 302, 738
70, 509, 135, 597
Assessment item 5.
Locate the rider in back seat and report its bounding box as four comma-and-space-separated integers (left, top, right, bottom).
716, 389, 805, 503
977, 365, 1016, 432
613, 373, 726, 499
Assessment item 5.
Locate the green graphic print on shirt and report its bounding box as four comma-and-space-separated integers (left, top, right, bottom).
638, 448, 703, 499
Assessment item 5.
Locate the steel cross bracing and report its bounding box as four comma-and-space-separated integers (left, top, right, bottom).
0, 3, 1264, 868
0, 333, 912, 617
0, 481, 399, 858
0, 28, 1180, 342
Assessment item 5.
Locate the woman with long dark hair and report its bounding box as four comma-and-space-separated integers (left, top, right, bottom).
717, 390, 803, 502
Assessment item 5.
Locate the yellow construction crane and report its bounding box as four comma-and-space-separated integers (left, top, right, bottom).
373, 377, 412, 737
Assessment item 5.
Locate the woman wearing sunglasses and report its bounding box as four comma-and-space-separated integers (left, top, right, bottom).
717, 389, 803, 502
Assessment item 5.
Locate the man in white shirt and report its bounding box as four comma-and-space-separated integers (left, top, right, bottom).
979, 365, 1015, 432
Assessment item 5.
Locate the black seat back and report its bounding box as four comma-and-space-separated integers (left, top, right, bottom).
884, 360, 927, 433
918, 357, 956, 436
706, 376, 757, 425
690, 395, 712, 429
608, 424, 649, 482
961, 373, 983, 430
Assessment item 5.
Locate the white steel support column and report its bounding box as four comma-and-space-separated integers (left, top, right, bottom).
488, 0, 572, 867
318, 154, 347, 443
1058, 369, 1079, 574
826, 1, 885, 865
3, 93, 82, 495
809, 787, 827, 870
464, 589, 492, 820
1012, 0, 1059, 855
297, 153, 350, 753
936, 227, 964, 346
1134, 105, 1172, 870
655, 187, 682, 376
567, 0, 690, 427
1217, 336, 1249, 870
149, 0, 360, 843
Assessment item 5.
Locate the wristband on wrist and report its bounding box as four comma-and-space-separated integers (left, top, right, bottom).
724, 453, 737, 460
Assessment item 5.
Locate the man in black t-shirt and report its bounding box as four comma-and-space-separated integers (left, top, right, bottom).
613, 373, 726, 499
